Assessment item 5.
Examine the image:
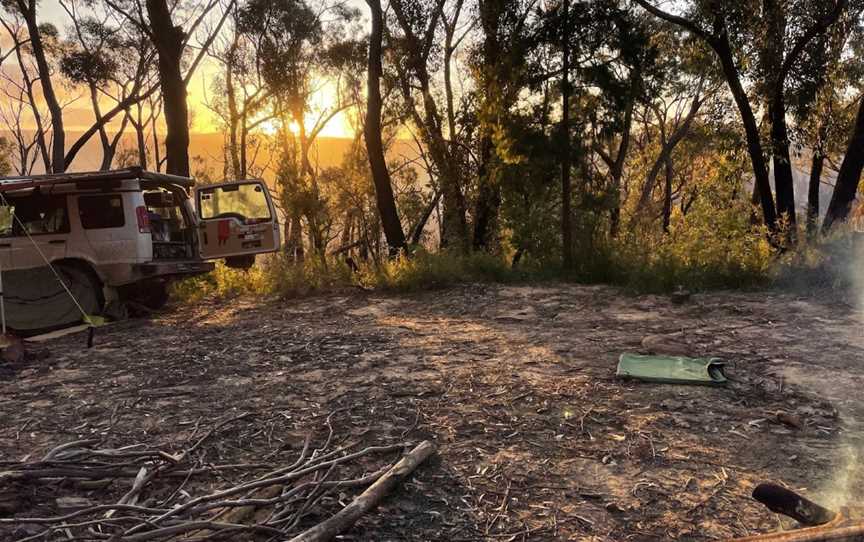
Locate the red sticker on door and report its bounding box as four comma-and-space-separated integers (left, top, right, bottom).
217, 219, 231, 245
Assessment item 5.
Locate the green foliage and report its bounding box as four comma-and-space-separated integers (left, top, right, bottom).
236, 0, 321, 97
606, 200, 774, 292
170, 254, 357, 302
364, 249, 520, 291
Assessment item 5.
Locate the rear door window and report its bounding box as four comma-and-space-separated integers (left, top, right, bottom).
79, 195, 125, 229
198, 183, 272, 223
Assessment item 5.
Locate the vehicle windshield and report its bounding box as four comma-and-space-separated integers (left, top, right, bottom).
198, 183, 270, 222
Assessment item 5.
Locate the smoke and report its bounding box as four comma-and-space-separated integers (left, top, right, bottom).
814, 231, 864, 512
820, 443, 863, 512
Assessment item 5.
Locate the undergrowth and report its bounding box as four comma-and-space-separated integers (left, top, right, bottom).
170, 231, 782, 302
171, 213, 863, 304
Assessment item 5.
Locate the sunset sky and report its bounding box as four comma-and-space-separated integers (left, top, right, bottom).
31, 0, 366, 139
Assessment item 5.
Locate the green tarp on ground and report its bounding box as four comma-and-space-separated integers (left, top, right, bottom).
617, 353, 727, 385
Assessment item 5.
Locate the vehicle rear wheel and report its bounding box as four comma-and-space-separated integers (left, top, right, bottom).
56, 264, 104, 318
125, 280, 170, 312
5, 263, 102, 335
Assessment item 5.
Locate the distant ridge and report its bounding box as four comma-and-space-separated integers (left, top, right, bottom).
0, 131, 419, 177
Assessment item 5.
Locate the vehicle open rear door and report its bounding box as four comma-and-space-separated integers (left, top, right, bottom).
194, 180, 280, 264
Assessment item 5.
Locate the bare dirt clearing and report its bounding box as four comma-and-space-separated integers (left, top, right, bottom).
2, 284, 863, 541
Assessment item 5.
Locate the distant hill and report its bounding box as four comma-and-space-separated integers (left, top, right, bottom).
1, 131, 421, 179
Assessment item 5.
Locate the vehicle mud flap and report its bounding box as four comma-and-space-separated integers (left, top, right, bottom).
4, 265, 101, 334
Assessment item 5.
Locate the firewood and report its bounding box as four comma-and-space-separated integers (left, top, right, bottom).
288, 440, 435, 542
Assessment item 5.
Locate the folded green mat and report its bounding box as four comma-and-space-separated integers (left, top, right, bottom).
616, 353, 727, 385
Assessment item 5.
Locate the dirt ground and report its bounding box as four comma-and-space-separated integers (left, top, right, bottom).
2, 283, 864, 541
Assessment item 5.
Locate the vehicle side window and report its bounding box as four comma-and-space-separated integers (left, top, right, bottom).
0, 204, 12, 237
0, 194, 70, 237
79, 195, 125, 229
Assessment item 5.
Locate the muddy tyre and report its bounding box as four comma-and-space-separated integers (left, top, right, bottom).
56, 264, 104, 318
7, 263, 104, 335
125, 280, 170, 312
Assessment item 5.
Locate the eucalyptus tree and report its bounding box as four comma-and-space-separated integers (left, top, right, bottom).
635, 0, 850, 241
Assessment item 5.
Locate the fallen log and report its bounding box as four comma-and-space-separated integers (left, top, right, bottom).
752, 483, 835, 526
288, 440, 435, 542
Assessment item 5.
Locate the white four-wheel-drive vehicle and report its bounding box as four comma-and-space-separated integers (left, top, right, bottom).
0, 167, 280, 334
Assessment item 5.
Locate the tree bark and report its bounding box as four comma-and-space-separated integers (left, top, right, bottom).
17, 0, 65, 173
770, 94, 797, 232
807, 151, 824, 236
662, 153, 674, 233
364, 0, 406, 255
763, 0, 797, 238
560, 0, 573, 267
636, 87, 703, 213
146, 0, 190, 177
608, 72, 638, 239
391, 0, 467, 251
410, 190, 442, 245
226, 38, 242, 178
473, 136, 501, 250
633, 1, 778, 231
472, 0, 503, 251
823, 97, 864, 232
713, 33, 777, 231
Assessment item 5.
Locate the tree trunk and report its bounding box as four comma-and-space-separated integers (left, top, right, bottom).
287, 214, 305, 262
609, 73, 638, 239
18, 0, 64, 173
807, 152, 824, 236
636, 87, 703, 214
410, 190, 442, 245
770, 92, 797, 239
226, 41, 242, 178
134, 103, 148, 168
420, 85, 467, 251
364, 0, 406, 255
823, 97, 864, 232
472, 0, 503, 251
764, 0, 796, 239
714, 33, 777, 231
561, 0, 573, 267
473, 135, 501, 250
662, 153, 674, 233
390, 0, 467, 251
89, 82, 113, 170
147, 0, 190, 177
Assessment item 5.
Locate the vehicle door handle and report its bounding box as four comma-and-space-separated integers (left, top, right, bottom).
0, 243, 10, 248
49, 240, 66, 245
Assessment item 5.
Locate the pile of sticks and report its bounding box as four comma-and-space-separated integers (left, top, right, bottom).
0, 413, 434, 542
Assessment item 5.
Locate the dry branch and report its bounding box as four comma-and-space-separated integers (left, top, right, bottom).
288, 440, 436, 542
0, 414, 427, 542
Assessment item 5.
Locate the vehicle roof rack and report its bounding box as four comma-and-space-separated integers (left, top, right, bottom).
0, 167, 195, 193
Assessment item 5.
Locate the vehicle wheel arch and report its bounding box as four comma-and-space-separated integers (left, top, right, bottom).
52, 258, 106, 307
52, 257, 103, 284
